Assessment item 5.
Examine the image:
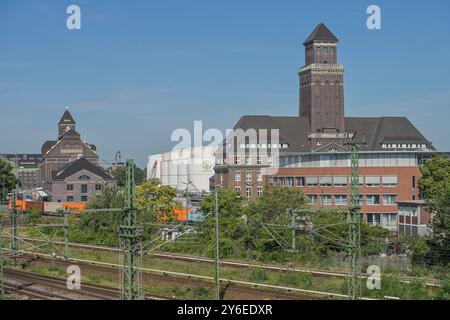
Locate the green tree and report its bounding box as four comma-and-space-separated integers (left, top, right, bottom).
419, 153, 450, 265
135, 178, 180, 213
0, 159, 17, 201
110, 165, 146, 187
72, 187, 126, 245
200, 189, 243, 217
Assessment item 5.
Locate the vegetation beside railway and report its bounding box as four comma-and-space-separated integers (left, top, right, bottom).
2, 155, 449, 299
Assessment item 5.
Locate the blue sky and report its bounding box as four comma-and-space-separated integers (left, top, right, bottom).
1, 0, 449, 167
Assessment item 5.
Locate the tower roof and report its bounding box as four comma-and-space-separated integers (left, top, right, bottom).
303, 23, 338, 45
58, 107, 76, 125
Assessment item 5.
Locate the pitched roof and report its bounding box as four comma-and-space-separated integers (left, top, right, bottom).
303, 23, 338, 45
232, 115, 311, 152
229, 115, 435, 152
58, 108, 76, 125
53, 157, 114, 181
41, 140, 57, 155
345, 117, 435, 151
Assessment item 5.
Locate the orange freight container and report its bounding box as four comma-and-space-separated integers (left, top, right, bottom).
160, 208, 190, 222
62, 202, 86, 214
8, 200, 44, 212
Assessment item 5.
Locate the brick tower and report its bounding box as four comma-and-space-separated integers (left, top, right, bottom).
299, 23, 346, 150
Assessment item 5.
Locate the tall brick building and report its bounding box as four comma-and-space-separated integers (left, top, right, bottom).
214, 23, 438, 232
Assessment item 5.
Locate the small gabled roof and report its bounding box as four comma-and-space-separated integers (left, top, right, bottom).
58, 107, 76, 125
54, 157, 114, 181
303, 23, 338, 45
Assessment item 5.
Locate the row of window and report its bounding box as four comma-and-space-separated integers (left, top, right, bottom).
398, 206, 419, 217
235, 186, 264, 198
269, 175, 398, 188
67, 184, 103, 193
306, 194, 397, 206
234, 155, 272, 165
234, 171, 263, 182
66, 195, 89, 202
238, 144, 288, 149
382, 143, 426, 149
367, 213, 397, 228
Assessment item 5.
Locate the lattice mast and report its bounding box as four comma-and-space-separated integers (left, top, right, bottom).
119, 160, 143, 300
345, 134, 363, 300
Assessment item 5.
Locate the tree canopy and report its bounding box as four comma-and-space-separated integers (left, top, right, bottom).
419, 153, 450, 265
0, 159, 17, 200
110, 165, 146, 187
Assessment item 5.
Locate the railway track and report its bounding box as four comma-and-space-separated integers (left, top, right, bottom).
11, 254, 325, 300
7, 236, 441, 287
2, 282, 74, 300
3, 268, 119, 300
4, 267, 171, 300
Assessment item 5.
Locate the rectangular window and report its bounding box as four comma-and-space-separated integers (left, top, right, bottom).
367, 213, 381, 226
95, 184, 102, 191
307, 195, 318, 205
321, 195, 332, 206
257, 170, 262, 182
335, 195, 348, 206
245, 156, 251, 165
366, 195, 381, 205
235, 186, 241, 193
382, 176, 398, 187
246, 187, 252, 198
306, 176, 318, 187
287, 177, 294, 187
246, 171, 252, 182
235, 171, 241, 182
67, 184, 74, 191
296, 177, 305, 187
81, 196, 88, 202
234, 156, 240, 165
383, 194, 397, 205
81, 184, 88, 194
366, 176, 381, 187
257, 156, 262, 165
319, 176, 332, 187
257, 187, 263, 197
333, 176, 347, 187
66, 196, 74, 202
279, 177, 285, 187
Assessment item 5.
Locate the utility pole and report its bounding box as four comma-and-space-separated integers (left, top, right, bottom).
215, 187, 220, 300
10, 189, 18, 267
0, 214, 3, 295
291, 209, 297, 251
345, 133, 365, 300
64, 212, 69, 261
119, 160, 143, 300
10, 155, 19, 266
